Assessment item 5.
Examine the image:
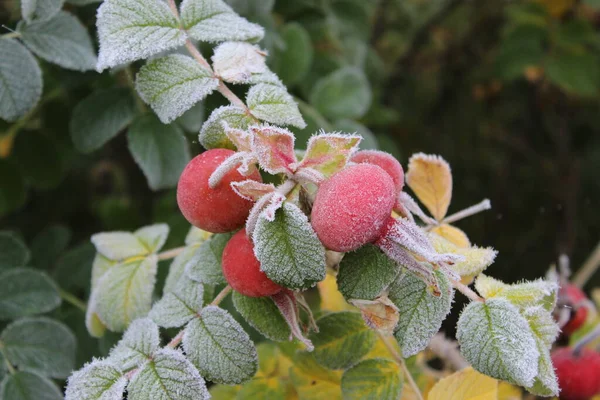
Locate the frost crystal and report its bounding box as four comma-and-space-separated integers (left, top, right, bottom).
127, 348, 209, 400
185, 233, 231, 285
91, 231, 148, 261
475, 274, 559, 310
183, 306, 258, 384
136, 54, 219, 123
96, 0, 185, 71
457, 298, 540, 387
212, 41, 267, 83
250, 124, 297, 175
181, 0, 264, 43
65, 360, 127, 400
428, 232, 497, 277
247, 83, 306, 128
199, 105, 254, 150
108, 318, 159, 370
149, 276, 204, 328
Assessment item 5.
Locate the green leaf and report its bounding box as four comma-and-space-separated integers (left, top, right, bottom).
199, 105, 253, 150
12, 131, 63, 189
21, 0, 64, 22
457, 298, 540, 387
247, 83, 306, 128
0, 317, 76, 379
65, 361, 127, 400
0, 268, 61, 320
18, 11, 97, 71
70, 88, 136, 153
95, 255, 158, 331
337, 244, 399, 300
127, 348, 209, 400
271, 23, 313, 86
91, 231, 148, 261
136, 55, 219, 124
524, 307, 559, 396
545, 51, 600, 97
232, 291, 291, 341
127, 114, 191, 191
134, 223, 169, 253
185, 232, 232, 285
183, 305, 258, 384
0, 232, 30, 270
149, 277, 204, 328
164, 245, 199, 293
0, 371, 62, 400
181, 0, 264, 43
388, 270, 453, 358
289, 351, 342, 399
0, 39, 42, 122
311, 312, 376, 370
96, 0, 186, 70
177, 101, 205, 133
253, 202, 326, 290
527, 345, 558, 397
341, 358, 402, 400
474, 274, 558, 310
53, 243, 95, 293
310, 67, 372, 121
108, 318, 160, 369
30, 225, 71, 270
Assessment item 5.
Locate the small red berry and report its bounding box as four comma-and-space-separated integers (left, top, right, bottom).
177, 149, 262, 233
552, 347, 600, 400
311, 163, 396, 252
351, 150, 404, 194
561, 284, 589, 336
221, 229, 283, 297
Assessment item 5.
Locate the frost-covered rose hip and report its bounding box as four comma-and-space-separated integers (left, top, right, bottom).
351, 150, 404, 193
177, 149, 262, 233
561, 284, 589, 336
222, 229, 283, 297
311, 163, 396, 252
552, 347, 600, 400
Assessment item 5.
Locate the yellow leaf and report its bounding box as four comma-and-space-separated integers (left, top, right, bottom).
317, 273, 354, 312
429, 233, 497, 277
406, 153, 453, 221
364, 335, 401, 361
289, 352, 342, 400
430, 224, 470, 247
428, 367, 498, 400
498, 382, 522, 400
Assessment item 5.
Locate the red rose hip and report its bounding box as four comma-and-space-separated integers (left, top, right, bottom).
351, 150, 404, 194
551, 347, 600, 400
222, 229, 283, 297
311, 163, 396, 252
177, 149, 262, 233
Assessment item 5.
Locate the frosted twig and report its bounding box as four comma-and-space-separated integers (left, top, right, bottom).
572, 241, 600, 288
442, 199, 491, 225
377, 332, 424, 400
157, 246, 185, 261
208, 152, 245, 188
210, 285, 232, 306
451, 279, 484, 302
167, 330, 184, 349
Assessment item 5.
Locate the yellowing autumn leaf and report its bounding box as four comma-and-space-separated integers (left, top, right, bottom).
289, 352, 342, 400
429, 233, 497, 277
498, 382, 522, 400
318, 272, 354, 312
406, 153, 453, 221
431, 224, 470, 247
428, 367, 498, 400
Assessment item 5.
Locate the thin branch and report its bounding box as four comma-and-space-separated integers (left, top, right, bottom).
0, 32, 20, 39
211, 285, 232, 306
451, 279, 484, 302
442, 199, 491, 225
157, 246, 186, 261
167, 330, 184, 349
572, 241, 600, 288
218, 81, 251, 112
166, 0, 179, 19
573, 323, 600, 356
59, 289, 87, 312
377, 332, 424, 400
184, 39, 212, 70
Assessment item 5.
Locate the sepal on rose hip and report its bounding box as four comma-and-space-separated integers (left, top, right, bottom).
271, 289, 314, 351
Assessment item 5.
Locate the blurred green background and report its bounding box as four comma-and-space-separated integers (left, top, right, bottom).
1, 0, 599, 290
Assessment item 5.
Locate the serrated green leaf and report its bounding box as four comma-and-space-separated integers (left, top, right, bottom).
387, 270, 453, 358
91, 231, 148, 261
96, 0, 185, 70
524, 306, 559, 348
527, 344, 558, 397
128, 348, 209, 400
341, 358, 402, 400
134, 223, 169, 253
21, 0, 64, 22
271, 23, 313, 86
18, 11, 97, 71
91, 253, 117, 289
247, 83, 306, 128
0, 232, 29, 270
289, 351, 342, 400
30, 225, 70, 270
136, 55, 219, 123
429, 233, 497, 277
183, 305, 258, 384
65, 361, 127, 400
127, 114, 191, 191
164, 245, 199, 293
524, 306, 559, 396
0, 371, 62, 400
199, 105, 252, 150
475, 274, 558, 310
0, 268, 61, 320
70, 88, 136, 153
0, 39, 42, 122
95, 255, 158, 331
186, 232, 232, 285
181, 0, 264, 43
0, 317, 76, 379
232, 291, 291, 341
253, 202, 325, 290
337, 244, 399, 300
311, 312, 376, 370
149, 277, 204, 328
457, 298, 540, 387
310, 67, 372, 121
108, 318, 160, 370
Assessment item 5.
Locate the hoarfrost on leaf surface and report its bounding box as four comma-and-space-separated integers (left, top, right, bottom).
136, 55, 219, 123
253, 202, 326, 290
199, 105, 253, 150
456, 298, 540, 387
181, 0, 264, 43
247, 83, 306, 128
212, 41, 268, 83
127, 348, 209, 400
134, 223, 169, 254
91, 231, 149, 261
108, 318, 159, 370
149, 276, 204, 328
232, 291, 291, 341
65, 360, 127, 400
185, 232, 232, 285
183, 305, 258, 384
96, 0, 186, 70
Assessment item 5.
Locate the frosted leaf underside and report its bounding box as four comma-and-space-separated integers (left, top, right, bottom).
134, 223, 169, 254
247, 83, 306, 128
91, 231, 148, 260
232, 291, 291, 341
